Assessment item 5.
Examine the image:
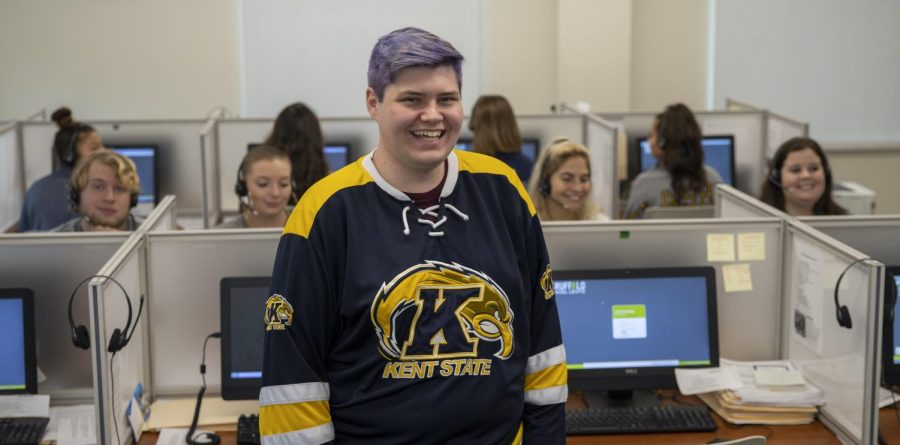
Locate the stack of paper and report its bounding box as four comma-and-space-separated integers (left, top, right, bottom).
676, 358, 825, 425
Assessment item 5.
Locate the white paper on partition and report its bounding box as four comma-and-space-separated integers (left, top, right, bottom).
792, 236, 825, 355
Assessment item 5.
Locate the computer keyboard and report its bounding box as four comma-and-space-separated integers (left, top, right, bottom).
0, 417, 49, 445
237, 413, 260, 445
566, 405, 717, 435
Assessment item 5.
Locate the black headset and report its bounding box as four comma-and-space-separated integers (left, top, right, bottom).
62, 123, 86, 166
832, 259, 899, 330
67, 275, 144, 353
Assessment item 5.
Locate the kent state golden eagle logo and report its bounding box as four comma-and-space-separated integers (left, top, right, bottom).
370, 261, 514, 362
264, 294, 293, 331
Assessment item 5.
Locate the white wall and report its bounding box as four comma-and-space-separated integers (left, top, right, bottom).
714, 0, 900, 144
630, 0, 710, 112
240, 0, 484, 118
0, 0, 241, 120
483, 0, 558, 114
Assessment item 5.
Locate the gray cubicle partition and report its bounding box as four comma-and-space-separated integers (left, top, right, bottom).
145, 229, 280, 395
140, 195, 177, 232
201, 111, 223, 228
0, 122, 23, 230
584, 115, 618, 218
801, 216, 900, 266
715, 184, 789, 219
598, 110, 767, 198
215, 114, 587, 214
21, 119, 208, 216
90, 232, 149, 445
542, 219, 784, 360
0, 232, 129, 400
725, 98, 809, 158
782, 221, 884, 444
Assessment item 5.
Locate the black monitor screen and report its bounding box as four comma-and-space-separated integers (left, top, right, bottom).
248, 143, 352, 173
323, 143, 351, 173
110, 146, 158, 205
882, 267, 900, 386
220, 276, 271, 400
637, 135, 735, 186
0, 289, 37, 395
454, 137, 540, 162
554, 267, 718, 407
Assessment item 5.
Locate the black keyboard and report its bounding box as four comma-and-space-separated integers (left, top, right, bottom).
566, 405, 717, 435
237, 413, 260, 445
0, 417, 49, 445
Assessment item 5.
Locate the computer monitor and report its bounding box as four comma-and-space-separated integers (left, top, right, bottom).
454, 137, 541, 162
635, 135, 736, 186
220, 276, 271, 400
0, 289, 37, 395
881, 267, 900, 387
554, 267, 719, 408
247, 143, 352, 173
110, 145, 159, 206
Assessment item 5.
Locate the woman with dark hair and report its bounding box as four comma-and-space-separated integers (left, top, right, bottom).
624, 103, 721, 219
469, 95, 532, 183
760, 137, 846, 216
264, 102, 328, 199
19, 107, 104, 231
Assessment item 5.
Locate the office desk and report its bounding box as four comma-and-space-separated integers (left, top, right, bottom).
138, 392, 845, 445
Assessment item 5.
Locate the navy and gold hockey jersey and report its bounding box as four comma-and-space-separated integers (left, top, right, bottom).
260, 150, 567, 444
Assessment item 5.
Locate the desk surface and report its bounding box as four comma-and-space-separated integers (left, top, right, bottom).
137, 392, 857, 444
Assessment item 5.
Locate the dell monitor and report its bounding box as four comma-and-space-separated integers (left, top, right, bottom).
554, 267, 719, 408
247, 143, 352, 173
636, 135, 736, 186
220, 276, 271, 400
110, 145, 159, 208
0, 289, 37, 395
881, 267, 900, 387
454, 137, 541, 162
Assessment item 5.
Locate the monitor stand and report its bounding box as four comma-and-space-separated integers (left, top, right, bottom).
582, 389, 660, 409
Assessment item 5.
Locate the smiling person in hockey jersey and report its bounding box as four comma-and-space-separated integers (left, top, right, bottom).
260, 27, 568, 444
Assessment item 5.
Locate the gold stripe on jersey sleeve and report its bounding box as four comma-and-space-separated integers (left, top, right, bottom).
282, 159, 373, 238
259, 400, 331, 436
524, 361, 568, 391
511, 422, 523, 445
455, 150, 536, 217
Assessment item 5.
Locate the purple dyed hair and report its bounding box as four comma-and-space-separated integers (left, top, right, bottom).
367, 27, 464, 101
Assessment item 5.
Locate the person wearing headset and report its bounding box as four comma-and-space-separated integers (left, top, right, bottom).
264, 102, 329, 201
260, 27, 567, 444
18, 107, 104, 231
528, 138, 607, 221
624, 103, 722, 219
469, 94, 533, 183
760, 137, 847, 216
51, 150, 142, 232
217, 145, 294, 229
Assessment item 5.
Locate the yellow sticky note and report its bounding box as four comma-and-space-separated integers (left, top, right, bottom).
722, 263, 753, 292
737, 232, 766, 261
707, 233, 736, 262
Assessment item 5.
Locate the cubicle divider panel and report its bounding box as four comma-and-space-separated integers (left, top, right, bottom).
782, 222, 883, 445
140, 195, 177, 232
725, 98, 761, 112
695, 111, 766, 197
21, 120, 207, 215
715, 184, 788, 219
215, 119, 272, 214
0, 123, 23, 230
201, 117, 221, 228
516, 114, 585, 146
91, 234, 148, 445
584, 115, 618, 220
766, 112, 808, 159
146, 230, 280, 395
0, 233, 129, 399
542, 219, 783, 360
802, 216, 900, 266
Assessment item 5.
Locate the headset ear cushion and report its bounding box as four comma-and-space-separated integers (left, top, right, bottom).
539, 179, 551, 196
837, 305, 852, 329
73, 325, 90, 350
107, 328, 124, 353
69, 185, 81, 210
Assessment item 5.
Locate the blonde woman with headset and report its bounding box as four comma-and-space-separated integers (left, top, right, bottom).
528, 138, 608, 221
